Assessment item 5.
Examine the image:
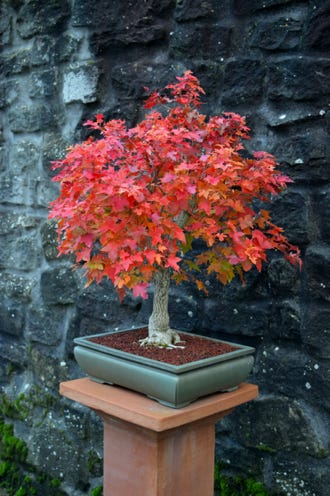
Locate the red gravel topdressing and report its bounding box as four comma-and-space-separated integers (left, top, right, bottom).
89, 328, 239, 366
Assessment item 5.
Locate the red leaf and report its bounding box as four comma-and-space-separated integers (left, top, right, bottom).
132, 283, 149, 299
166, 254, 181, 271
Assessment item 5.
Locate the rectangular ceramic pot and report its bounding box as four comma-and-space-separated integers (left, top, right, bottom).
74, 329, 255, 408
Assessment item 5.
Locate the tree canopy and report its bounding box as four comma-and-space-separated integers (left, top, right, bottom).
49, 71, 301, 299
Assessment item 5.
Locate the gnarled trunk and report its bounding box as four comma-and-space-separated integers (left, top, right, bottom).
140, 269, 181, 347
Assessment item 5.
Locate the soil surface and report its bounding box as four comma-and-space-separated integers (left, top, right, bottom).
89, 328, 239, 366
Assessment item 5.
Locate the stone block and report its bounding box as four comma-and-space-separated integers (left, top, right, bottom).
27, 305, 67, 346
8, 103, 56, 133
168, 287, 199, 332
302, 305, 330, 359
272, 453, 330, 496
83, 0, 171, 53
0, 299, 24, 337
9, 140, 40, 173
115, 19, 167, 49
111, 63, 177, 99
0, 80, 19, 109
267, 58, 330, 101
326, 109, 330, 134
174, 0, 217, 22
63, 62, 99, 104
201, 298, 270, 336
1, 50, 30, 77
262, 103, 325, 128
231, 395, 328, 457
30, 348, 69, 389
271, 129, 329, 183
222, 59, 266, 105
71, 0, 124, 27
233, 0, 297, 16
66, 314, 109, 355
0, 146, 4, 173
0, 213, 39, 235
249, 17, 302, 50
0, 272, 36, 302
76, 282, 120, 321
29, 68, 58, 98
304, 245, 330, 302
305, 1, 330, 51
41, 267, 80, 305
255, 344, 307, 396
41, 221, 60, 261
55, 34, 81, 63
269, 300, 301, 339
187, 61, 224, 101
0, 334, 27, 369
268, 257, 300, 295
270, 190, 310, 244
30, 419, 88, 485
66, 284, 149, 355
30, 35, 56, 66
72, 0, 172, 30
91, 25, 166, 54
17, 0, 70, 38
0, 173, 30, 205
93, 99, 139, 130
302, 359, 330, 412
214, 436, 265, 478
62, 404, 93, 442
42, 132, 71, 176
0, 3, 12, 46
35, 176, 60, 207
169, 23, 231, 60
314, 188, 330, 243
255, 344, 330, 411
0, 231, 42, 271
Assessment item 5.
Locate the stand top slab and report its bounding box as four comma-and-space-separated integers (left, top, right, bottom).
60, 379, 258, 432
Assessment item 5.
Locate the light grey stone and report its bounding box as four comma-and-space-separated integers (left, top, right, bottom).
9, 140, 40, 173
63, 62, 99, 104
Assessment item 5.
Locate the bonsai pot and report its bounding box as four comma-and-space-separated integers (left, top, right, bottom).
74, 327, 255, 408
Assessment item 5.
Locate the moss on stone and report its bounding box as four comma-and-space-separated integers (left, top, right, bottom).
214, 460, 270, 496
0, 418, 67, 496
0, 386, 58, 426
87, 449, 103, 477
90, 486, 103, 496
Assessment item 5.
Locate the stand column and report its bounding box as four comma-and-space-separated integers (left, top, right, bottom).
60, 379, 258, 496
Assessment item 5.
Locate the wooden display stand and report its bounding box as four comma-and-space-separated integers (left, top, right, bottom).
60, 378, 258, 496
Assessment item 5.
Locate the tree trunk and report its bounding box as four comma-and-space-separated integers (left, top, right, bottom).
140, 269, 181, 347
149, 269, 171, 335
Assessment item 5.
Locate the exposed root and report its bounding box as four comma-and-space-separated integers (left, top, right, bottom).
139, 328, 185, 348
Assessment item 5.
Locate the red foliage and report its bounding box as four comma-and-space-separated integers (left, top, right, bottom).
49, 71, 301, 298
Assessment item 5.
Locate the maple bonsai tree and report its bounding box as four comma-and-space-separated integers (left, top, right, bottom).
49, 71, 301, 347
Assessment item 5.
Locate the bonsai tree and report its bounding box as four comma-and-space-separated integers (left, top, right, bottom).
49, 71, 301, 347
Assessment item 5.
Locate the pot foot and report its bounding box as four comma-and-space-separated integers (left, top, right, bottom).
147, 395, 193, 409
90, 376, 113, 385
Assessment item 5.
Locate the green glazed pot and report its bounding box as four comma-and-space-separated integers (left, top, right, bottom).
74, 329, 255, 408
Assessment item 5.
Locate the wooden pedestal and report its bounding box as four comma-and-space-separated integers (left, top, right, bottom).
60, 379, 258, 496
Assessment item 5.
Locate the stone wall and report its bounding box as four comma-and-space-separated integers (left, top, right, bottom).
0, 0, 329, 494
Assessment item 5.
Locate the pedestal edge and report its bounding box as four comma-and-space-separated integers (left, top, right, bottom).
60, 378, 258, 431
